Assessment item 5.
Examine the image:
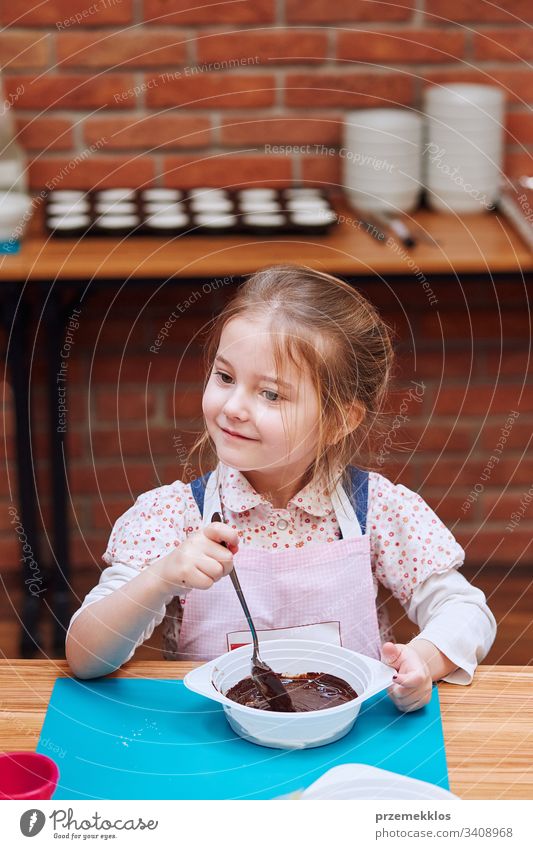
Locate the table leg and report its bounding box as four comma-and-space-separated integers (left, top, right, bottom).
44, 289, 76, 654
2, 284, 45, 657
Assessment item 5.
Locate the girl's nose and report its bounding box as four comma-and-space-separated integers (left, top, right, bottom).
222, 388, 249, 420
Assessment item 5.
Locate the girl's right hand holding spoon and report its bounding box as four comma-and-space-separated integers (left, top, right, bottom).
153, 520, 238, 594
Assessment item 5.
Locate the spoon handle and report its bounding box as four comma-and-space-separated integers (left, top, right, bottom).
210, 511, 260, 658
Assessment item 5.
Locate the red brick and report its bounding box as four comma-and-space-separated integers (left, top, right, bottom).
506, 112, 533, 145
484, 349, 533, 376
220, 113, 342, 146
5, 74, 136, 110
167, 389, 203, 420
396, 349, 486, 380
419, 310, 531, 340
1, 0, 133, 26
337, 29, 465, 64
0, 535, 28, 570
287, 0, 415, 23
375, 461, 417, 489
162, 154, 292, 188
57, 29, 187, 69
425, 1, 533, 23
28, 155, 154, 191
474, 29, 533, 62
432, 384, 530, 415
95, 389, 157, 421
421, 491, 472, 523
34, 429, 84, 459
425, 69, 533, 105
479, 490, 533, 521
91, 497, 136, 530
197, 30, 328, 65
285, 73, 413, 108
90, 354, 204, 383
69, 463, 161, 495
480, 419, 533, 451
423, 457, 532, 488
504, 150, 533, 178
16, 117, 74, 151
455, 529, 532, 565
143, 0, 274, 24
84, 115, 211, 150
71, 532, 112, 568
92, 427, 173, 457
146, 73, 275, 109
399, 422, 475, 453
0, 31, 50, 69
300, 154, 341, 189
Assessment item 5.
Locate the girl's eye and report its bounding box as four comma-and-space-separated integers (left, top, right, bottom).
262, 389, 280, 402
215, 370, 233, 384
214, 371, 281, 402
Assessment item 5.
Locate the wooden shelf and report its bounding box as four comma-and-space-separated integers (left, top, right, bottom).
1, 199, 532, 282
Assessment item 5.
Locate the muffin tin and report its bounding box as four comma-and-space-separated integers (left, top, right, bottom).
44, 187, 337, 238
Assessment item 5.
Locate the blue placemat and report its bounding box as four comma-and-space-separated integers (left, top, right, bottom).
37, 678, 449, 800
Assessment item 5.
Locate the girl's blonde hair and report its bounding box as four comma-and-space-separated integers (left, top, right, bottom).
185, 264, 395, 498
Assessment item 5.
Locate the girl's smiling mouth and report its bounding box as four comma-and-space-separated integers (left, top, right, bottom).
219, 425, 258, 441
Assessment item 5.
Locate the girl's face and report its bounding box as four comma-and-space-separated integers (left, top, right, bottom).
203, 315, 320, 484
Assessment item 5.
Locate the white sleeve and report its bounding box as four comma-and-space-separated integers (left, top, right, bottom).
66, 480, 190, 661
405, 568, 497, 685
65, 562, 170, 663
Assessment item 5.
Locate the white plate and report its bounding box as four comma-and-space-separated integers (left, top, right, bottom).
297, 764, 459, 800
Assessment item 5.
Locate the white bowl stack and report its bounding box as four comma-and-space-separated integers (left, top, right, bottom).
422, 83, 505, 213
343, 108, 423, 214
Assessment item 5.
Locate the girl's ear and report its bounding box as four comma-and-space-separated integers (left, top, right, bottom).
331, 402, 365, 445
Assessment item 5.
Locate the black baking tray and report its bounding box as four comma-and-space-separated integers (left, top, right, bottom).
43, 187, 337, 238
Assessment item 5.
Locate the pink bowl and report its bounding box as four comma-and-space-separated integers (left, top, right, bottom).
0, 751, 59, 799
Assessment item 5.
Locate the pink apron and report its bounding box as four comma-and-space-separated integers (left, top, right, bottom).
177, 467, 381, 662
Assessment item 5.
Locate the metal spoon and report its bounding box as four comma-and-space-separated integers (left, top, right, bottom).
211, 511, 295, 712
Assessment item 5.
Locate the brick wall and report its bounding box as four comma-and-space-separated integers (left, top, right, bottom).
0, 2, 532, 576
1, 0, 532, 187
1, 275, 531, 575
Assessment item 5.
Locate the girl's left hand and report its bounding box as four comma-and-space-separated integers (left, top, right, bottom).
380, 641, 433, 713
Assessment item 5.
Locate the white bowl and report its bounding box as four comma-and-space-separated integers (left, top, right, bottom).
48, 190, 85, 202
47, 213, 90, 231
95, 201, 137, 214
145, 212, 189, 228
0, 192, 33, 238
345, 108, 422, 132
47, 200, 90, 215
238, 188, 277, 198
184, 639, 394, 749
142, 188, 183, 202
424, 83, 504, 109
194, 212, 237, 228
189, 198, 233, 213
97, 188, 136, 201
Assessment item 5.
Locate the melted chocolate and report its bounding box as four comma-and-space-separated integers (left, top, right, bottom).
251, 664, 295, 712
225, 672, 358, 712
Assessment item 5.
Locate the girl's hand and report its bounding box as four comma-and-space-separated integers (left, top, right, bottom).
157, 521, 239, 593
380, 641, 433, 713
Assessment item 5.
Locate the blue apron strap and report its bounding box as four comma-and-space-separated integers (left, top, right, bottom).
346, 465, 369, 536
190, 471, 212, 518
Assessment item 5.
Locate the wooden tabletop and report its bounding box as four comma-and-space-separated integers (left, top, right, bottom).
0, 200, 532, 281
0, 660, 531, 799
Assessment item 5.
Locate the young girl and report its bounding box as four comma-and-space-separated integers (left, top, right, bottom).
66, 264, 496, 713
